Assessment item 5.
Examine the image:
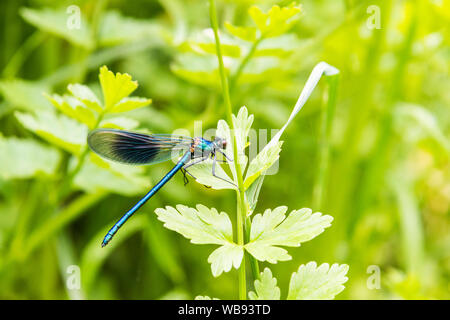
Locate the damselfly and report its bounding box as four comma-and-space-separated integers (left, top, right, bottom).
87, 129, 234, 247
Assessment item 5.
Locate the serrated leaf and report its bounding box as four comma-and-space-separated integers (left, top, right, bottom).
174, 107, 252, 191
15, 111, 87, 155
20, 7, 93, 49
0, 136, 60, 179
109, 97, 152, 113
249, 4, 302, 38
245, 207, 333, 263
155, 204, 234, 245
248, 268, 281, 300
99, 65, 138, 110
186, 159, 236, 190
208, 243, 244, 277
232, 106, 254, 155
225, 22, 258, 42
45, 93, 97, 129
287, 262, 349, 300
67, 84, 103, 113
0, 79, 52, 112
248, 6, 269, 32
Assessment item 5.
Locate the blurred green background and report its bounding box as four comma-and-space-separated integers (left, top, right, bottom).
0, 0, 449, 299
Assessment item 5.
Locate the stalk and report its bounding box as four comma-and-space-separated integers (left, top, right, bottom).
209, 0, 247, 299
312, 74, 339, 209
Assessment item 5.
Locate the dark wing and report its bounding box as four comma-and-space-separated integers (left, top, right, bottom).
87, 129, 192, 165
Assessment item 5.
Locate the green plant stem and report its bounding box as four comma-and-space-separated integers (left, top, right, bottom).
209, 0, 247, 300
245, 216, 260, 279
312, 74, 339, 209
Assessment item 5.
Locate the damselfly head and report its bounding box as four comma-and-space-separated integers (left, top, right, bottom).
214, 136, 227, 150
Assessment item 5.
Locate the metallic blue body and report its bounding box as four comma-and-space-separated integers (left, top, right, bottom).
101, 151, 192, 247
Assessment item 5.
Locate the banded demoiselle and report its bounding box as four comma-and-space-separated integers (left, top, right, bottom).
87, 129, 234, 247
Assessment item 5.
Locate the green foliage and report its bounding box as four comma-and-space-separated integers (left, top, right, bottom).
172, 2, 303, 89
248, 263, 349, 300
287, 262, 349, 300
0, 0, 448, 301
20, 7, 94, 49
0, 79, 52, 112
245, 207, 332, 263
155, 204, 234, 245
0, 135, 60, 179
248, 268, 280, 300
20, 7, 161, 49
15, 110, 87, 155
154, 98, 346, 297
248, 3, 302, 38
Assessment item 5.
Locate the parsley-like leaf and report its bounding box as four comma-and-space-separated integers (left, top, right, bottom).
248, 268, 281, 300
287, 262, 349, 299
245, 207, 333, 263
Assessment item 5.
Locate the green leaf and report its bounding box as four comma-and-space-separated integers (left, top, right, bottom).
0, 79, 52, 112
109, 97, 152, 113
248, 268, 281, 300
67, 84, 103, 113
239, 57, 288, 84
287, 262, 349, 300
245, 207, 333, 263
45, 93, 97, 129
244, 141, 282, 190
186, 159, 236, 190
15, 111, 87, 155
171, 54, 221, 89
20, 7, 93, 49
0, 135, 60, 179
155, 204, 234, 245
74, 105, 97, 129
232, 106, 254, 155
155, 204, 242, 277
225, 22, 258, 42
98, 10, 162, 46
254, 34, 301, 58
249, 4, 302, 38
74, 154, 148, 196
99, 65, 138, 110
245, 175, 265, 213
208, 243, 244, 277
188, 106, 253, 190
180, 29, 241, 57
248, 6, 269, 32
